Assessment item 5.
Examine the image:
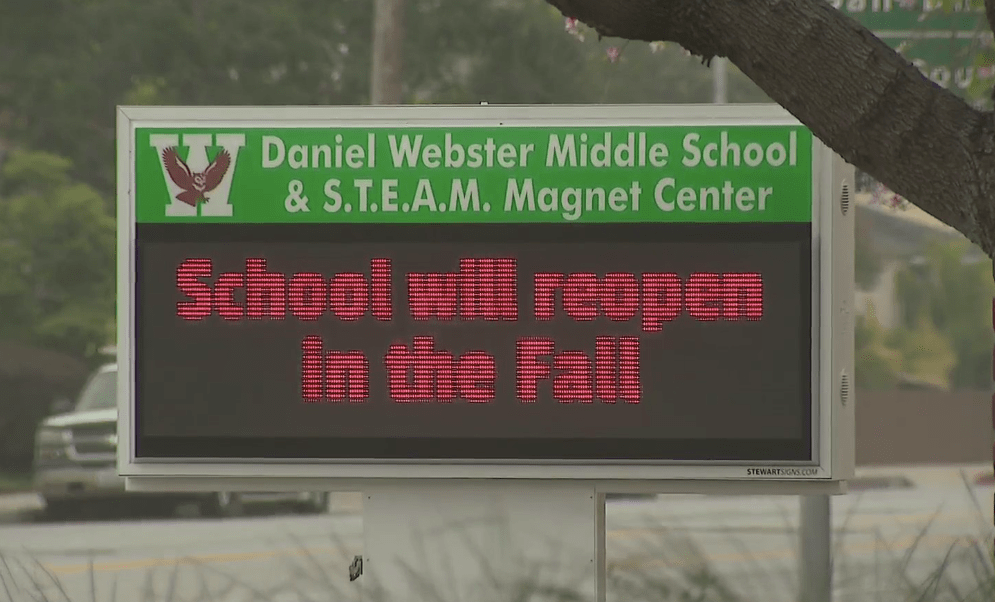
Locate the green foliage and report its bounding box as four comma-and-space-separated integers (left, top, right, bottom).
0, 0, 373, 195
893, 239, 994, 389
855, 214, 884, 290
410, 2, 598, 104
887, 313, 959, 389
0, 0, 766, 201
854, 304, 903, 390
0, 149, 115, 363
854, 238, 993, 390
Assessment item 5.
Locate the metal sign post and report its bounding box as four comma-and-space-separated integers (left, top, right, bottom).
116, 104, 854, 600
800, 494, 833, 602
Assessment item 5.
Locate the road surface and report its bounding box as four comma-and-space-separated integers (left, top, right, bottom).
0, 482, 991, 602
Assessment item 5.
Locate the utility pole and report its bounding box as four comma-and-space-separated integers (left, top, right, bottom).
370, 0, 406, 105
712, 57, 728, 104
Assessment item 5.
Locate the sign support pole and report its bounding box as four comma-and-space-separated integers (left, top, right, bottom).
799, 494, 832, 602
361, 480, 604, 601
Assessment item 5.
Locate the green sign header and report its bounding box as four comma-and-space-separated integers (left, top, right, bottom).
133, 125, 813, 224
832, 0, 986, 33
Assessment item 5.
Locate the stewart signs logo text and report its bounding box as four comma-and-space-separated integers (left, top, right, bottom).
150, 133, 246, 217
746, 467, 819, 477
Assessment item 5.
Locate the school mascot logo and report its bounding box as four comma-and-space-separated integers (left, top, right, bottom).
149, 133, 246, 217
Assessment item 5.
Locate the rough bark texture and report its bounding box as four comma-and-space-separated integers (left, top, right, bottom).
545, 0, 995, 259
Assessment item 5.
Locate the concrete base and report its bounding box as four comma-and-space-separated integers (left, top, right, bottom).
361, 480, 605, 602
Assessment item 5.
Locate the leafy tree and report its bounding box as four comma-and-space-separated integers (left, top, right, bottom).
854, 303, 902, 389
404, 1, 601, 104
437, 2, 768, 105
545, 0, 995, 259
893, 238, 995, 388
855, 298, 961, 391
854, 236, 992, 390
854, 212, 884, 290
886, 313, 959, 389
0, 149, 115, 365
0, 0, 373, 197
0, 0, 769, 204
0, 148, 113, 471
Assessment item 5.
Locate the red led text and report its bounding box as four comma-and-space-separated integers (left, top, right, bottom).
516, 336, 640, 404
384, 336, 497, 403
534, 271, 763, 332
176, 257, 393, 322
176, 255, 770, 408
300, 335, 370, 403
407, 258, 518, 321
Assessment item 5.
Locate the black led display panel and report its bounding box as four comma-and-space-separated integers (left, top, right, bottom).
134, 222, 812, 462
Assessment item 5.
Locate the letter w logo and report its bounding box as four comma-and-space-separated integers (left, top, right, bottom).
150, 133, 246, 217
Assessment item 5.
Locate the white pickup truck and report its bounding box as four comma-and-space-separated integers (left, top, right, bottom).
32, 363, 329, 518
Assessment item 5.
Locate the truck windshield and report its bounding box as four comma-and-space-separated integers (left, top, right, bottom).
74, 370, 117, 411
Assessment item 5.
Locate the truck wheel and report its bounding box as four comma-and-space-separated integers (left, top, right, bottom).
199, 492, 243, 518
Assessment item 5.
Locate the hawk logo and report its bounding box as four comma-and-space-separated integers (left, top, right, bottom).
149, 133, 246, 217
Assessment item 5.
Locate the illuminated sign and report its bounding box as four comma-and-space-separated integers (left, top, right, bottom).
117, 105, 855, 482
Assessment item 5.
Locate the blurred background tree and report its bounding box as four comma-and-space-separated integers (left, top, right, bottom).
854, 237, 994, 391
0, 150, 114, 364
854, 212, 884, 291
0, 149, 110, 472
892, 239, 995, 389
854, 303, 903, 391
0, 0, 767, 202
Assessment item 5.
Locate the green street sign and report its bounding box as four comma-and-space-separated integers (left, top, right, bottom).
832, 0, 993, 102
891, 35, 995, 90
831, 0, 986, 33
134, 124, 813, 224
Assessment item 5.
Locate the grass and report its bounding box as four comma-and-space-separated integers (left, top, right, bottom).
0, 478, 991, 602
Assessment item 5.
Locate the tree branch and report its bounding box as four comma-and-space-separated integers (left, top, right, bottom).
546, 0, 995, 258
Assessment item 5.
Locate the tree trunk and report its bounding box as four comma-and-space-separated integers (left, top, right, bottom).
371, 0, 406, 105
545, 0, 995, 259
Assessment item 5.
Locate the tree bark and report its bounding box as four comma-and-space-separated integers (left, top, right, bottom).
545, 0, 995, 259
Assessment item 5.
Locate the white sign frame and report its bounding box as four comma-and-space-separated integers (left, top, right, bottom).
116, 103, 854, 492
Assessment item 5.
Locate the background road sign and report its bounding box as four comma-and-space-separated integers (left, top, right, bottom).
833, 0, 994, 104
